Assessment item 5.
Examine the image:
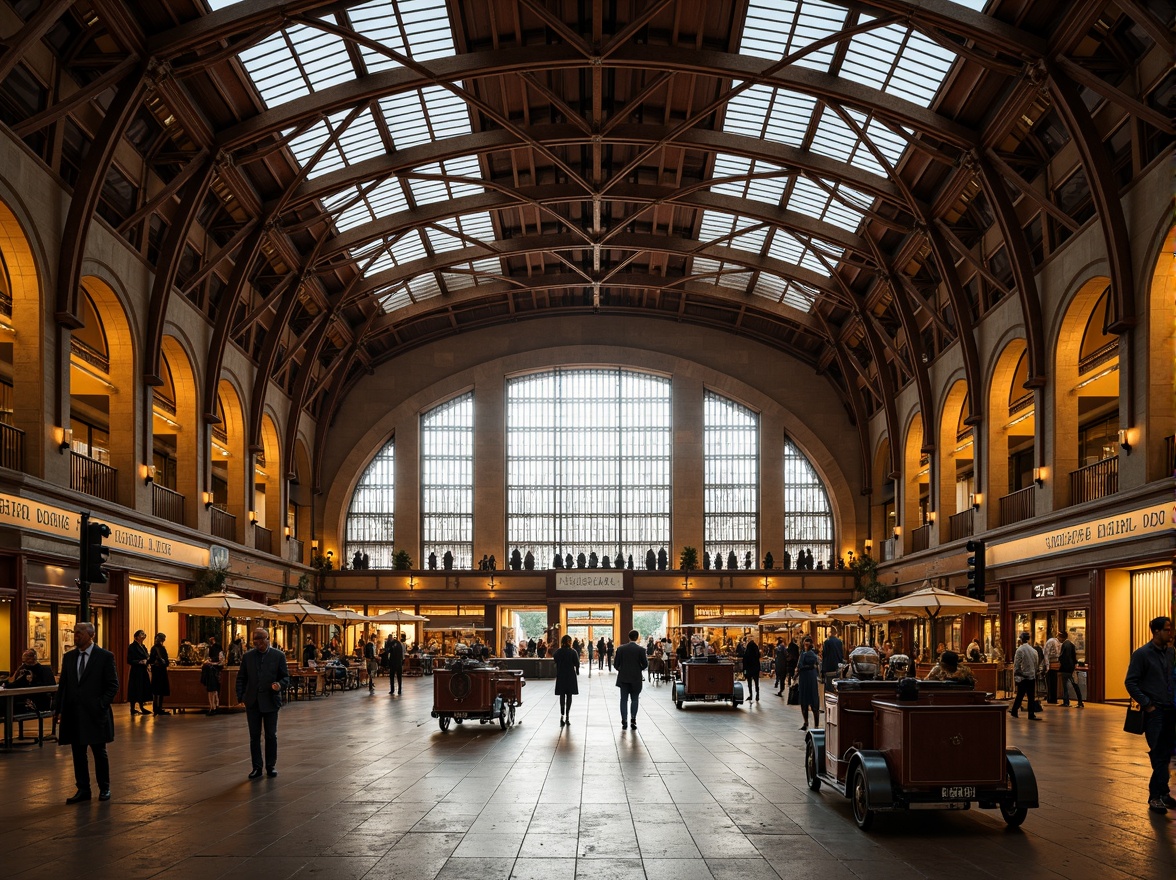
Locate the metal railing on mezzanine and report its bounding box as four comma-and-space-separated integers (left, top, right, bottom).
0, 421, 24, 471
999, 485, 1035, 527
70, 452, 117, 502
210, 506, 236, 542
254, 525, 273, 555
1070, 456, 1118, 506
948, 508, 974, 542
910, 523, 931, 553
151, 483, 185, 525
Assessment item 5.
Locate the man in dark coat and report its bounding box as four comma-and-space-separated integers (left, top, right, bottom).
743, 637, 761, 701
56, 621, 118, 802
386, 633, 406, 695
236, 627, 290, 778
613, 629, 648, 730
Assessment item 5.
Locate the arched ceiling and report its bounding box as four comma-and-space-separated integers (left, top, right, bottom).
4, 0, 1171, 469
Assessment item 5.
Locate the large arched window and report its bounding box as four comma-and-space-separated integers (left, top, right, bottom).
506, 367, 671, 569
421, 393, 473, 569
783, 438, 834, 567
704, 390, 759, 568
344, 440, 394, 568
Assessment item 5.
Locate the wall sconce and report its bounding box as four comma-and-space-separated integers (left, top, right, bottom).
487, 574, 496, 592
56, 426, 73, 453
326, 550, 334, 564
1032, 466, 1045, 486
284, 526, 292, 541
863, 539, 873, 552
926, 511, 936, 524
892, 526, 901, 538
202, 491, 214, 509
407, 575, 415, 592
682, 576, 691, 591
311, 539, 319, 551
248, 510, 258, 525
142, 464, 157, 485
970, 492, 981, 510
1117, 429, 1132, 455
762, 575, 770, 591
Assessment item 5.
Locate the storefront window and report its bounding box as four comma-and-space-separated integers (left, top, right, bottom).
1065, 609, 1086, 662
28, 604, 51, 663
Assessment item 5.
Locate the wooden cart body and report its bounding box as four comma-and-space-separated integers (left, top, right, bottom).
431, 661, 523, 731
672, 660, 744, 708
805, 679, 1038, 830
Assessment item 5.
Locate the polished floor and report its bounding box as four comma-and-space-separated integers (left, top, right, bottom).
1, 668, 1173, 880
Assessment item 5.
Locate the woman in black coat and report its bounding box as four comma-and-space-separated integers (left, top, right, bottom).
796, 636, 821, 730
742, 637, 761, 701
552, 635, 579, 727
148, 632, 171, 716
126, 630, 151, 716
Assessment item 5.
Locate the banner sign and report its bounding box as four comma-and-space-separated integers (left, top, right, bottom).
988, 501, 1171, 566
555, 571, 625, 591
0, 492, 210, 568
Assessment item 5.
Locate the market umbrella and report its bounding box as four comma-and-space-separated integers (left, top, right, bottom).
759, 607, 827, 623
867, 586, 989, 655
269, 599, 339, 653
167, 590, 276, 646
824, 598, 879, 622
369, 608, 430, 642
680, 617, 762, 627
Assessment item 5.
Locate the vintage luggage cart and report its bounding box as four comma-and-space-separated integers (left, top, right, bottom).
432, 658, 524, 731
672, 659, 745, 709
805, 679, 1037, 830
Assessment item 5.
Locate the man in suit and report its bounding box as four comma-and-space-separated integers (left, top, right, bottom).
385, 632, 406, 695
613, 629, 648, 730
56, 621, 118, 803
236, 627, 290, 778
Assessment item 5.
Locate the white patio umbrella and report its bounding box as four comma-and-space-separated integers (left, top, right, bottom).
759, 607, 827, 623
167, 590, 276, 646
368, 608, 429, 640
867, 586, 989, 655
269, 599, 339, 652
824, 598, 879, 622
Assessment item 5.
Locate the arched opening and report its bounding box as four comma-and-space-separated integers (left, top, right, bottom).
1146, 226, 1175, 481
69, 278, 136, 505
256, 413, 283, 555
1054, 279, 1118, 507
290, 437, 314, 564
871, 437, 892, 560
902, 413, 928, 553
986, 340, 1034, 527
782, 437, 834, 569
344, 437, 394, 569
938, 380, 974, 543
154, 338, 199, 525
210, 380, 246, 543
0, 198, 41, 475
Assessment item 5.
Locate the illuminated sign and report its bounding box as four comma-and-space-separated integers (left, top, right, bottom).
0, 492, 210, 568
556, 571, 624, 591
988, 501, 1172, 566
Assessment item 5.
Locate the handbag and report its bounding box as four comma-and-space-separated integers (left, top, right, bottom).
787, 684, 800, 705
1123, 701, 1146, 735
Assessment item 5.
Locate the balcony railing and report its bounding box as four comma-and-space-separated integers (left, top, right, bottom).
1070, 456, 1118, 505
70, 452, 117, 502
882, 536, 897, 561
255, 525, 273, 555
999, 485, 1035, 527
211, 506, 236, 542
289, 537, 304, 564
151, 483, 185, 525
0, 421, 24, 471
910, 523, 931, 553
949, 508, 974, 542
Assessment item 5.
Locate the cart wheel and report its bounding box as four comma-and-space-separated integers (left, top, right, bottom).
676, 700, 683, 710
438, 716, 450, 732
851, 766, 875, 831
508, 703, 516, 725
454, 717, 464, 725
499, 706, 508, 730
999, 800, 1028, 828
804, 740, 822, 792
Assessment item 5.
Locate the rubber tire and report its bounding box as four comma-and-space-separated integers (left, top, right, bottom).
804, 740, 822, 792
851, 765, 875, 831
454, 717, 464, 725
999, 800, 1028, 828
676, 700, 684, 710
499, 706, 508, 730
438, 716, 450, 732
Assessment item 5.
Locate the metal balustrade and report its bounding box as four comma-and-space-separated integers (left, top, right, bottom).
999, 485, 1035, 526
254, 525, 273, 555
1069, 456, 1118, 505
70, 452, 117, 502
949, 509, 974, 542
211, 506, 236, 542
0, 421, 24, 471
910, 523, 931, 553
151, 483, 185, 525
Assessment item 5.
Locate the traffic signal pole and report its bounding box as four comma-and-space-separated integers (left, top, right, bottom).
79, 511, 91, 621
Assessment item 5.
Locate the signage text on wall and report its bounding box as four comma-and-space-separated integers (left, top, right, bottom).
989, 502, 1172, 566
555, 571, 625, 591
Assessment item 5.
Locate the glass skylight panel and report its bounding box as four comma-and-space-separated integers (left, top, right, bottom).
378, 87, 472, 150
740, 1, 848, 72
711, 154, 790, 206
286, 108, 385, 178
377, 285, 413, 313
442, 258, 500, 291
841, 24, 955, 108
323, 179, 412, 232
692, 257, 750, 291
767, 231, 842, 276
724, 86, 815, 148
698, 211, 764, 249
348, 0, 455, 73
808, 107, 908, 177
408, 156, 484, 205
424, 212, 493, 255
786, 177, 868, 231
237, 24, 354, 109
752, 274, 816, 312
405, 273, 442, 301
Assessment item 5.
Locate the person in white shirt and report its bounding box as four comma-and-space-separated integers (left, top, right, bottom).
1010, 632, 1041, 720
1043, 633, 1062, 704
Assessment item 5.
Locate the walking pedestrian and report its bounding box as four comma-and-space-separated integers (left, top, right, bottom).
1058, 631, 1084, 708
596, 636, 606, 670
614, 630, 647, 730
743, 636, 761, 701
1124, 616, 1175, 813
363, 635, 378, 692
148, 633, 171, 716
126, 630, 151, 716
1044, 631, 1061, 704
820, 626, 844, 690
1009, 632, 1040, 720
796, 636, 820, 730
385, 633, 406, 695
553, 635, 579, 726
606, 638, 614, 671
236, 627, 290, 779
